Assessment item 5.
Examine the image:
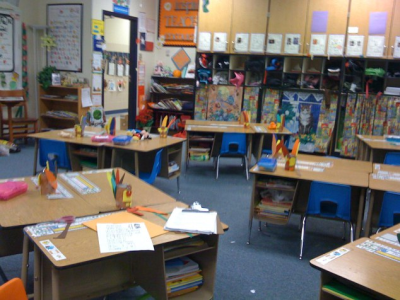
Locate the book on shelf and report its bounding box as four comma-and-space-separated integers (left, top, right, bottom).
165, 256, 200, 277
168, 161, 180, 174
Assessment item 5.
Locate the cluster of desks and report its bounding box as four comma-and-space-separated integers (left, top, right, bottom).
0, 169, 225, 299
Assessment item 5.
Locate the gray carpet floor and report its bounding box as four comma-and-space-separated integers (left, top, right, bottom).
0, 140, 349, 299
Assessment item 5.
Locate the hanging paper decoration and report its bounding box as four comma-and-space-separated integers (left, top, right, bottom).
41, 34, 57, 52
202, 0, 209, 12
22, 23, 28, 97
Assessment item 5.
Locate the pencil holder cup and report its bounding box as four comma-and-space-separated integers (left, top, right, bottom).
158, 127, 168, 138
244, 122, 250, 128
75, 124, 83, 138
115, 184, 132, 209
284, 154, 296, 171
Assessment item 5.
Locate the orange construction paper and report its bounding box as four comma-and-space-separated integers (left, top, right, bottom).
83, 211, 168, 238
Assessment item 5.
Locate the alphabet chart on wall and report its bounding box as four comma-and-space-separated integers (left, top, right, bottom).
0, 13, 14, 72
47, 4, 82, 72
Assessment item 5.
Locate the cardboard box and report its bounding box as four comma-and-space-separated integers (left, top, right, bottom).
120, 114, 129, 130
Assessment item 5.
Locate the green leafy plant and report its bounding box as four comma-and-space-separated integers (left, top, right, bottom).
38, 66, 57, 90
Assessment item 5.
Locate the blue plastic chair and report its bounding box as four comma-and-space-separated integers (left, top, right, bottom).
39, 139, 71, 174
216, 133, 248, 180
377, 192, 400, 230
139, 149, 163, 184
384, 152, 400, 166
300, 181, 353, 259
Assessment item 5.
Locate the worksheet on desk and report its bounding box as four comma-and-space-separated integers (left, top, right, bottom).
97, 222, 154, 253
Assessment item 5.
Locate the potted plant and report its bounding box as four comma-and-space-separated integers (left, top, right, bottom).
38, 66, 57, 90
136, 108, 154, 132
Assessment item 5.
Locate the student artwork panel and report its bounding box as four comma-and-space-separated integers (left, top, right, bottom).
282, 91, 323, 153
243, 87, 259, 123
47, 4, 82, 72
194, 87, 207, 120
314, 94, 338, 153
207, 86, 243, 121
260, 89, 280, 124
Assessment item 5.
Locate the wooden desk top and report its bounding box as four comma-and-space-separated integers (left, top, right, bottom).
103, 135, 184, 152
297, 154, 372, 173
373, 163, 400, 173
310, 237, 400, 299
250, 163, 369, 187
357, 134, 400, 151
29, 130, 100, 147
370, 223, 400, 242
27, 201, 228, 268
369, 172, 400, 193
0, 177, 98, 228
66, 169, 176, 212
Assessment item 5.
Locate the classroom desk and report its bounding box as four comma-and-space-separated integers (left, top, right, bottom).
372, 162, 400, 173
356, 134, 400, 162
249, 156, 369, 241
364, 169, 400, 237
296, 154, 372, 173
310, 235, 400, 300
0, 97, 26, 143
26, 201, 227, 300
185, 120, 291, 166
29, 131, 185, 182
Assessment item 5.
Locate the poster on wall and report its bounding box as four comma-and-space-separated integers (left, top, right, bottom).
47, 4, 82, 72
158, 0, 198, 47
0, 13, 14, 72
207, 86, 243, 121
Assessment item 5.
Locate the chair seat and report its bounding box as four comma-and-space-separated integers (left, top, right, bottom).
2, 118, 38, 123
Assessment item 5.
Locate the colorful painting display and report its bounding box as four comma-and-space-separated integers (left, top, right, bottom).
282, 91, 323, 153
243, 87, 259, 122
314, 94, 338, 153
207, 86, 243, 121
194, 87, 208, 120
261, 89, 280, 124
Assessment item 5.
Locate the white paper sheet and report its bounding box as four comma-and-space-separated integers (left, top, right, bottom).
328, 34, 345, 56
250, 33, 265, 53
284, 34, 301, 54
346, 35, 364, 56
92, 74, 103, 94
213, 32, 227, 52
139, 12, 146, 33
310, 34, 327, 55
81, 88, 93, 108
92, 52, 103, 73
367, 35, 385, 57
164, 207, 217, 234
234, 33, 249, 52
91, 94, 102, 106
108, 62, 115, 76
393, 36, 400, 58
266, 33, 282, 54
97, 223, 154, 253
198, 32, 211, 51
117, 64, 124, 77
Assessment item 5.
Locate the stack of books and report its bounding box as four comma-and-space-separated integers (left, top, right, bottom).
166, 256, 203, 298
256, 188, 293, 221
149, 99, 183, 111
168, 161, 180, 174
189, 147, 210, 161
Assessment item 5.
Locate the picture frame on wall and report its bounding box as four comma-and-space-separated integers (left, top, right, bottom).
47, 4, 83, 72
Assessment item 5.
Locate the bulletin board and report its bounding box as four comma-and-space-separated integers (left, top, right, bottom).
0, 13, 14, 72
47, 4, 83, 72
158, 0, 198, 47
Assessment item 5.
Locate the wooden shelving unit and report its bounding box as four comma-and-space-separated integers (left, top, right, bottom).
39, 85, 89, 131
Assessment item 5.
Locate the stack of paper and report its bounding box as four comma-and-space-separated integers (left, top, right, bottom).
164, 207, 217, 234
166, 256, 203, 298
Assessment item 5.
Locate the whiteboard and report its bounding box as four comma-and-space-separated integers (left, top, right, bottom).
0, 13, 14, 72
47, 4, 82, 72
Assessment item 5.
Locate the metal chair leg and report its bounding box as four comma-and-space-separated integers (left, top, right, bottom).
299, 216, 307, 260
244, 155, 249, 180
350, 222, 354, 242
177, 176, 180, 194
247, 218, 253, 245
258, 221, 262, 231
216, 155, 220, 179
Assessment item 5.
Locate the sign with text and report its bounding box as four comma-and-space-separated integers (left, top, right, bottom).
158, 0, 198, 47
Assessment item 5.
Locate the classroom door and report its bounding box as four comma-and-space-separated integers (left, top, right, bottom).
103, 11, 138, 128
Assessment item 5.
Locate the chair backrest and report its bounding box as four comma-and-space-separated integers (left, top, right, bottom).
384, 152, 400, 166
141, 149, 163, 184
0, 278, 28, 300
307, 181, 352, 221
220, 133, 247, 155
378, 192, 400, 228
0, 89, 28, 119
39, 139, 71, 171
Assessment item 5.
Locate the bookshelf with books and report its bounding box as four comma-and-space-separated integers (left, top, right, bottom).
249, 175, 299, 243
39, 85, 89, 130
150, 76, 196, 133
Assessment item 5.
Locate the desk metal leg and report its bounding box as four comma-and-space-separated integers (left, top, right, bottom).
33, 139, 39, 175
134, 152, 139, 177
177, 176, 180, 194
364, 189, 375, 237
355, 188, 366, 239
248, 135, 253, 165
247, 218, 253, 245
33, 245, 42, 300
370, 149, 374, 162
51, 266, 60, 300
21, 234, 30, 288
